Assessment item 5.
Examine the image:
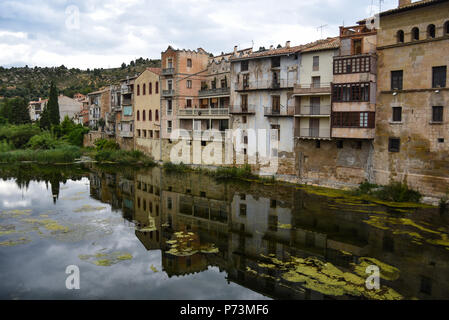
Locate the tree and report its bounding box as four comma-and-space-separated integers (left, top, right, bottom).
97, 118, 105, 132
3, 98, 31, 125
47, 81, 60, 126
39, 103, 51, 130
121, 63, 126, 69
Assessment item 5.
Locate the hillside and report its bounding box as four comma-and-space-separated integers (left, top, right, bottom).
0, 57, 161, 101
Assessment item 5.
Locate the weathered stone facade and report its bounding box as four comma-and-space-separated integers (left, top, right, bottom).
373, 0, 449, 197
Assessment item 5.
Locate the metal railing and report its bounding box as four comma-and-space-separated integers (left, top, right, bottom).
235, 79, 298, 91
295, 105, 331, 116
178, 108, 229, 117
295, 127, 331, 139
162, 89, 175, 97
229, 105, 256, 114
162, 68, 175, 75
264, 106, 295, 117
293, 83, 332, 95
198, 87, 230, 97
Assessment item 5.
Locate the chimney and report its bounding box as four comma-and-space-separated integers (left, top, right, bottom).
270, 45, 274, 50
286, 41, 291, 48
398, 0, 411, 8
234, 45, 238, 55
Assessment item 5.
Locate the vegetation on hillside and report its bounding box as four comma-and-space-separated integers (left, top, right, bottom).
0, 57, 161, 101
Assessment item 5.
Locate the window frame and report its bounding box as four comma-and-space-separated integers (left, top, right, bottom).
388, 138, 400, 153
432, 66, 447, 88
391, 70, 403, 90
392, 107, 402, 122
432, 106, 444, 123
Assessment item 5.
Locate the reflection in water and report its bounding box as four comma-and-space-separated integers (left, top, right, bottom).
0, 164, 448, 300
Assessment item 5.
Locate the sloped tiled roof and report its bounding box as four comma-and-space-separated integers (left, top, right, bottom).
380, 0, 448, 16
146, 67, 161, 75
231, 37, 339, 61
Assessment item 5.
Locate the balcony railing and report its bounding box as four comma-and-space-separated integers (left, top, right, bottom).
122, 98, 132, 106
264, 106, 295, 117
293, 83, 332, 96
162, 89, 175, 97
178, 108, 229, 117
162, 68, 175, 75
229, 105, 256, 114
295, 105, 331, 116
178, 130, 226, 141
121, 86, 132, 94
235, 79, 298, 91
295, 128, 331, 139
198, 87, 230, 97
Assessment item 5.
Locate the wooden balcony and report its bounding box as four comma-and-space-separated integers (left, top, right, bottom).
264, 106, 294, 117
178, 108, 229, 118
295, 128, 331, 140
295, 105, 331, 117
198, 87, 230, 97
229, 105, 256, 114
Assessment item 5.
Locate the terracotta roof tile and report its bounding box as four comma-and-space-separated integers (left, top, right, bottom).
380, 0, 447, 16
146, 67, 161, 75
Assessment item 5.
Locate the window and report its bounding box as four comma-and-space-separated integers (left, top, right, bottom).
333, 56, 371, 74
167, 120, 172, 132
143, 83, 146, 95
388, 138, 400, 152
155, 82, 159, 94
353, 39, 362, 54
155, 110, 159, 121
187, 58, 192, 68
427, 24, 436, 39
412, 27, 419, 41
167, 58, 173, 68
241, 95, 248, 110
420, 276, 432, 295
397, 30, 404, 43
149, 110, 152, 121
355, 141, 362, 150
137, 110, 140, 121
438, 138, 445, 143
187, 80, 192, 88
142, 110, 146, 121
391, 70, 403, 90
240, 204, 247, 216
137, 129, 141, 137
332, 112, 375, 128
143, 130, 147, 138
137, 84, 140, 96
271, 124, 280, 141
241, 60, 248, 72
149, 130, 153, 138
149, 83, 152, 94
332, 83, 370, 102
271, 57, 280, 68
312, 76, 321, 88
432, 66, 446, 88
392, 107, 402, 122
445, 21, 449, 35
316, 140, 321, 149
336, 140, 343, 149
432, 106, 443, 122
167, 100, 172, 114
313, 56, 320, 71
242, 116, 247, 124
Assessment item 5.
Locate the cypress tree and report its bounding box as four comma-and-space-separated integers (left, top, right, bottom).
47, 81, 60, 125
40, 103, 51, 130
7, 98, 31, 125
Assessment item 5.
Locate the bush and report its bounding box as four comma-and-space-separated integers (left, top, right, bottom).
94, 149, 156, 166
66, 127, 89, 147
0, 146, 81, 163
94, 138, 119, 151
26, 132, 62, 150
213, 165, 255, 180
373, 182, 422, 203
0, 124, 41, 149
0, 140, 13, 152
163, 162, 189, 173
353, 181, 379, 195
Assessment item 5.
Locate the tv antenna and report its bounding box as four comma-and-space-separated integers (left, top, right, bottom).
317, 24, 328, 38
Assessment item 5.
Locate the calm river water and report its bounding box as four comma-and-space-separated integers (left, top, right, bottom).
0, 164, 448, 300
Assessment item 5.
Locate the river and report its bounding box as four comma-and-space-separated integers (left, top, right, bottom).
0, 164, 448, 300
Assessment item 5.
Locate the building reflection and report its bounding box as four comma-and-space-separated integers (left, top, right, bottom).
87, 166, 449, 300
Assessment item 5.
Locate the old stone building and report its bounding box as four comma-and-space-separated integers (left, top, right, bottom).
373, 0, 449, 196
134, 68, 162, 160
230, 41, 302, 174
116, 75, 138, 150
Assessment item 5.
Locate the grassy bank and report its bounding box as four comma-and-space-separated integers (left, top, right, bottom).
0, 145, 82, 164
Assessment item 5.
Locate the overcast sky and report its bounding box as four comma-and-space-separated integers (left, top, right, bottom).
0, 0, 401, 69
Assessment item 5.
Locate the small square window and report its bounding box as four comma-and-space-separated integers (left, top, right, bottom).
432, 106, 443, 122
336, 140, 343, 149
270, 200, 277, 208
388, 138, 400, 152
316, 141, 321, 149
201, 141, 206, 147
200, 191, 206, 197
438, 138, 445, 143
186, 189, 191, 194
187, 58, 192, 68
242, 116, 247, 124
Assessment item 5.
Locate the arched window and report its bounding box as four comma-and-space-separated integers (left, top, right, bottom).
149, 82, 152, 94
143, 110, 146, 121
155, 110, 159, 121
427, 24, 436, 39
149, 110, 152, 121
137, 85, 140, 95
155, 82, 159, 94
444, 21, 449, 35
412, 27, 419, 41
137, 110, 140, 121
143, 83, 146, 95
397, 30, 404, 43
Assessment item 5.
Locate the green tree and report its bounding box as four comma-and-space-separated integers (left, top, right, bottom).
39, 103, 51, 130
3, 98, 31, 125
47, 82, 60, 126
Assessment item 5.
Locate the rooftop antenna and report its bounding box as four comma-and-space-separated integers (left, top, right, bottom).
317, 24, 328, 38
379, 0, 384, 12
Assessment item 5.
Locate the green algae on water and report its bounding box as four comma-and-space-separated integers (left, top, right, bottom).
78, 250, 133, 267
0, 237, 31, 247
73, 205, 107, 213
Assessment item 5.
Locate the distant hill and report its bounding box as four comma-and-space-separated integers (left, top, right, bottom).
0, 57, 161, 101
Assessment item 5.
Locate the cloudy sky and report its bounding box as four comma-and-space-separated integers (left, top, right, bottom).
0, 0, 400, 69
